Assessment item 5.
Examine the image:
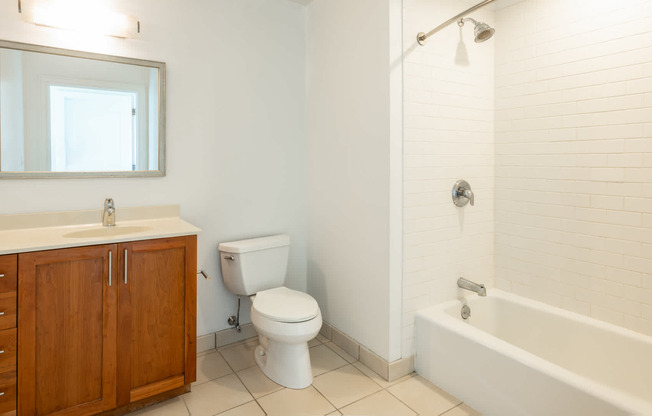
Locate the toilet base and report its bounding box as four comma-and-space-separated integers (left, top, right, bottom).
255, 340, 313, 389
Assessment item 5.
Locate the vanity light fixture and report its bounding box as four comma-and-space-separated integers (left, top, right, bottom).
17, 0, 140, 39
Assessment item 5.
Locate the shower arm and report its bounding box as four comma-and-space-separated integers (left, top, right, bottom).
417, 0, 496, 46
459, 17, 478, 26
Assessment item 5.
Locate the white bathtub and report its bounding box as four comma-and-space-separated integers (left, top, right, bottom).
415, 290, 652, 416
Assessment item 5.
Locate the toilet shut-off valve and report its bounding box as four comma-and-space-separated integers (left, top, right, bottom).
452, 180, 474, 207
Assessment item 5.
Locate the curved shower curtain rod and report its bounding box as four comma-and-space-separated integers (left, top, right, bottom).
417, 0, 496, 45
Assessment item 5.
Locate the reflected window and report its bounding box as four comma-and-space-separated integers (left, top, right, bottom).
49, 85, 137, 172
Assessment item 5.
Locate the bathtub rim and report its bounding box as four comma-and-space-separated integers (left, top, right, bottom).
415, 289, 652, 415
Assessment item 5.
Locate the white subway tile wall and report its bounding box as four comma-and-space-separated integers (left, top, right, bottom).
495, 0, 652, 335
402, 0, 496, 356
403, 0, 652, 356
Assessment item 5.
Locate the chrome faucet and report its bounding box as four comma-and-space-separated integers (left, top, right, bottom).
102, 198, 116, 227
457, 277, 486, 296
463, 188, 474, 206
452, 180, 474, 207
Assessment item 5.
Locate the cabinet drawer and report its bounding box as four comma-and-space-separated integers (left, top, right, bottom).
0, 295, 15, 331
0, 371, 16, 415
0, 257, 16, 294
0, 330, 16, 374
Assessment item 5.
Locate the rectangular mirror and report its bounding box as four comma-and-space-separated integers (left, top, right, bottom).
0, 40, 165, 178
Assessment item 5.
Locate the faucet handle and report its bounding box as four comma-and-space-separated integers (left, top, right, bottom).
452, 180, 474, 207
463, 189, 474, 206
103, 198, 116, 226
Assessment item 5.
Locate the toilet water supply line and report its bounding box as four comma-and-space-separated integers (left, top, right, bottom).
196, 269, 242, 332
229, 296, 242, 332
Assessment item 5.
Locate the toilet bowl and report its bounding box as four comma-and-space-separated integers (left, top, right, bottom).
218, 235, 322, 389
251, 287, 322, 389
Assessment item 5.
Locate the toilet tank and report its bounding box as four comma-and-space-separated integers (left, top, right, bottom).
218, 234, 290, 296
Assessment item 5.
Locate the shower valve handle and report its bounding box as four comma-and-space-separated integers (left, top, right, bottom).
452, 180, 474, 207
463, 189, 475, 206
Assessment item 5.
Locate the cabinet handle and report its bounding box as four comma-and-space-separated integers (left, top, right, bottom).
0, 312, 4, 316
109, 251, 112, 287
0, 274, 4, 278
0, 350, 4, 354
124, 249, 128, 284
0, 392, 4, 396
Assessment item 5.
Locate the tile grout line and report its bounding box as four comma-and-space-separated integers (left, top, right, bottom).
228, 365, 269, 416
187, 341, 474, 416
311, 359, 416, 415
180, 393, 192, 416
321, 341, 357, 363
311, 384, 340, 415
177, 366, 468, 416
378, 383, 421, 416
439, 402, 470, 416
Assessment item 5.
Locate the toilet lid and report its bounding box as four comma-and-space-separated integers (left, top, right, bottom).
253, 287, 320, 323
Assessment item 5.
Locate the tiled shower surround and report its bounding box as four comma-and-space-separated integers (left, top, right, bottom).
495, 0, 652, 334
403, 0, 652, 356
402, 0, 495, 356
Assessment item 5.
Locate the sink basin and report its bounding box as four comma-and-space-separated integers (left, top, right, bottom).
63, 225, 152, 239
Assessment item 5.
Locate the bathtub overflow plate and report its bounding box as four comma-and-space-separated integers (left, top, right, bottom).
461, 304, 471, 320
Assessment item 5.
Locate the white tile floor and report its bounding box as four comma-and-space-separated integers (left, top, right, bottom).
129, 335, 480, 416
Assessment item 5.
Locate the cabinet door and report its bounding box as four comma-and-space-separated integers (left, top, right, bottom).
18, 245, 118, 416
116, 236, 196, 405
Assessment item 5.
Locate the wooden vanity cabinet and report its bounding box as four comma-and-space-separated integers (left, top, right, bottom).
17, 235, 196, 416
116, 237, 196, 406
0, 254, 18, 416
18, 245, 117, 416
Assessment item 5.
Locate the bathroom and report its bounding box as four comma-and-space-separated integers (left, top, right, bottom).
0, 0, 650, 414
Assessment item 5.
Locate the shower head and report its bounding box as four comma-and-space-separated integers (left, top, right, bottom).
473, 21, 495, 42
459, 17, 495, 43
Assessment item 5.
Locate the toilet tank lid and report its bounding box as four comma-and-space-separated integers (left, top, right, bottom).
218, 234, 290, 254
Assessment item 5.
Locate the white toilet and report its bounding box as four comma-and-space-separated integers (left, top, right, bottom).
218, 234, 322, 389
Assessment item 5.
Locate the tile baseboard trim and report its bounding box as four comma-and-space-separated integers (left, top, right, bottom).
196, 333, 216, 353
319, 321, 414, 382
197, 323, 257, 353
331, 327, 360, 360
389, 355, 415, 382
319, 321, 332, 340
200, 321, 415, 382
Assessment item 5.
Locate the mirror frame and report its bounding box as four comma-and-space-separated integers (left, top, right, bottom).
0, 39, 166, 179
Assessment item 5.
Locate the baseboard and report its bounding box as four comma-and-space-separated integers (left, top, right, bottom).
196, 333, 216, 353
197, 323, 258, 354
198, 321, 414, 382
319, 321, 414, 382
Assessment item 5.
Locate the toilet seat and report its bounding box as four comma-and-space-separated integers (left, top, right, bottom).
253, 287, 319, 323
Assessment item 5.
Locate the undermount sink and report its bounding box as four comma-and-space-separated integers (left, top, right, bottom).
63, 225, 152, 239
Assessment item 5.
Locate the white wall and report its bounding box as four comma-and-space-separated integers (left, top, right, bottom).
306, 0, 403, 362
495, 0, 652, 336
0, 0, 307, 337
401, 0, 495, 356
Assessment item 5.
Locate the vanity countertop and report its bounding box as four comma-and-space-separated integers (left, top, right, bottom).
0, 205, 200, 255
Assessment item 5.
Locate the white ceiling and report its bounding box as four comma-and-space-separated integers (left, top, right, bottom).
459, 0, 526, 11
287, 0, 524, 10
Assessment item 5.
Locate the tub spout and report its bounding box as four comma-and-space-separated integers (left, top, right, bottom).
458, 277, 486, 296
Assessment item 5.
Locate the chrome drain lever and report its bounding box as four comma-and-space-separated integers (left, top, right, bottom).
461, 304, 471, 320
